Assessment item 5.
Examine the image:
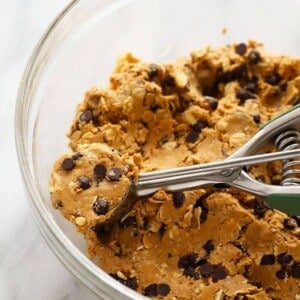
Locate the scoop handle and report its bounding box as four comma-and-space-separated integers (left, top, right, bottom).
264, 105, 300, 216
229, 104, 300, 159
267, 193, 300, 216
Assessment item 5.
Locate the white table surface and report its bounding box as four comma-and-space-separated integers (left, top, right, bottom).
0, 1, 98, 299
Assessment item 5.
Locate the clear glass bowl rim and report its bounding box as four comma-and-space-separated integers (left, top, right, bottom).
14, 0, 146, 299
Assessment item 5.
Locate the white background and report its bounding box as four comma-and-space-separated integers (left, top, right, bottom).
0, 1, 97, 299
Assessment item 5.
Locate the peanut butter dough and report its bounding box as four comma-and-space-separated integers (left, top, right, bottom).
50, 41, 300, 299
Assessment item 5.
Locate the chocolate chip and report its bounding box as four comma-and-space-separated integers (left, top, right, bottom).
253, 198, 269, 219
79, 110, 93, 122
120, 216, 137, 228
203, 240, 214, 253
152, 284, 169, 297
186, 129, 199, 143
291, 262, 300, 278
61, 158, 75, 171
236, 88, 253, 102
186, 120, 208, 143
196, 257, 208, 266
148, 64, 159, 79
225, 64, 247, 82
194, 196, 206, 208
192, 120, 208, 132
279, 82, 287, 91
291, 215, 300, 226
178, 252, 198, 269
185, 252, 198, 266
248, 50, 261, 64
244, 82, 258, 94
107, 167, 122, 181
94, 163, 107, 179
158, 223, 167, 238
253, 114, 261, 124
260, 254, 275, 265
204, 96, 218, 110
266, 74, 281, 86
142, 217, 149, 229
223, 68, 237, 83
194, 196, 209, 223
126, 277, 138, 290
94, 222, 112, 241
199, 262, 214, 277
150, 103, 160, 112
110, 273, 138, 291
203, 86, 217, 99
283, 217, 298, 230
93, 197, 109, 215
235, 43, 247, 56
213, 183, 228, 189
157, 283, 171, 296
277, 252, 293, 265
144, 284, 158, 297
163, 74, 176, 87
199, 207, 208, 223
78, 176, 91, 189
55, 200, 64, 208
183, 266, 199, 279
212, 265, 228, 281
72, 152, 83, 161
248, 280, 262, 288
214, 69, 226, 84
200, 207, 208, 223
172, 191, 185, 208
178, 256, 189, 269
275, 267, 287, 280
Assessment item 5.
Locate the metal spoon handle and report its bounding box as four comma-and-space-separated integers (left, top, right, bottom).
137, 149, 300, 195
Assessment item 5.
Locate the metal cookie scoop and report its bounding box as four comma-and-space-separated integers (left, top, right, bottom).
97, 105, 300, 232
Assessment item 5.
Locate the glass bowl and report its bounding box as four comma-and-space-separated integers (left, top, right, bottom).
15, 0, 300, 298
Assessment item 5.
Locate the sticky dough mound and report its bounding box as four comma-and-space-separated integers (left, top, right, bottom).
50, 41, 300, 299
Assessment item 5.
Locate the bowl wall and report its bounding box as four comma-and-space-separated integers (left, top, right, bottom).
16, 0, 300, 298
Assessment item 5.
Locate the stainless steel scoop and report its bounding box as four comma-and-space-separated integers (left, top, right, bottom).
97, 105, 300, 232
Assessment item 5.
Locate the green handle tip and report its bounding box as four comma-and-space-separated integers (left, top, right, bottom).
267, 194, 300, 216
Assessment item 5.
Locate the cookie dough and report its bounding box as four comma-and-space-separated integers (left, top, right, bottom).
50, 41, 300, 299
50, 143, 138, 232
